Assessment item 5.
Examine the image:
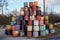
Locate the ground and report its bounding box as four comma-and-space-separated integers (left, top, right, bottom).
0, 28, 60, 40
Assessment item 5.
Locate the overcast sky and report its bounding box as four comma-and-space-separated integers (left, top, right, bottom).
2, 0, 60, 14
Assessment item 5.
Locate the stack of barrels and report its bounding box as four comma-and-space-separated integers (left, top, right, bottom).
5, 1, 55, 37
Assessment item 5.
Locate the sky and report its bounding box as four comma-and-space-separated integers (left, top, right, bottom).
2, 0, 60, 14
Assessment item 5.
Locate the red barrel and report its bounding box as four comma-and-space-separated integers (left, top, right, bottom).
36, 16, 41, 20
24, 16, 29, 20
29, 2, 33, 7
28, 20, 33, 25
27, 31, 32, 37
39, 20, 44, 25
33, 5, 37, 11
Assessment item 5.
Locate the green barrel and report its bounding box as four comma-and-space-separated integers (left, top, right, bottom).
39, 25, 46, 31
24, 2, 28, 7
40, 30, 46, 36
50, 29, 55, 33
45, 29, 49, 35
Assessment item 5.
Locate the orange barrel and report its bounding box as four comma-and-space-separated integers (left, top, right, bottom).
45, 21, 49, 25
33, 5, 37, 11
44, 16, 49, 21
33, 11, 36, 16
33, 26, 39, 31
27, 31, 32, 37
27, 25, 32, 31
33, 31, 39, 37
36, 15, 41, 20
28, 20, 33, 25
20, 10, 24, 16
24, 7, 28, 11
41, 16, 44, 20
30, 16, 35, 20
24, 11, 29, 16
34, 1, 38, 6
39, 20, 44, 26
38, 7, 41, 10
6, 25, 12, 30
34, 20, 39, 25
12, 16, 16, 21
29, 2, 33, 7
12, 31, 19, 37
24, 16, 29, 20
49, 24, 53, 29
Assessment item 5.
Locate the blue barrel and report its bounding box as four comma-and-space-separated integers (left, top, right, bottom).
39, 25, 46, 31
10, 21, 16, 25
40, 30, 46, 36
14, 25, 20, 31
45, 29, 49, 35
50, 29, 55, 33
24, 2, 28, 7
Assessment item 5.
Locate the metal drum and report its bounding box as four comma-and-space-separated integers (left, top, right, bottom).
45, 21, 49, 25
49, 24, 53, 29
24, 7, 28, 11
33, 31, 39, 37
40, 30, 46, 36
36, 10, 41, 15
36, 15, 41, 20
39, 20, 44, 26
29, 2, 33, 7
12, 16, 16, 21
20, 31, 25, 37
12, 31, 19, 37
30, 16, 35, 20
24, 2, 28, 7
33, 11, 36, 16
27, 31, 32, 37
10, 21, 16, 25
14, 25, 20, 31
50, 29, 55, 33
28, 20, 33, 25
41, 16, 44, 20
34, 26, 39, 31
24, 16, 29, 20
19, 16, 24, 20
34, 1, 38, 6
16, 20, 20, 25
39, 25, 46, 31
33, 5, 37, 11
27, 25, 32, 31
44, 16, 48, 21
34, 20, 39, 25
45, 29, 49, 35
6, 25, 12, 30
20, 11, 24, 16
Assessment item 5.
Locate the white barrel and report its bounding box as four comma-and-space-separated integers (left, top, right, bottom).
30, 16, 35, 20
27, 25, 32, 31
34, 20, 39, 25
34, 26, 39, 31
20, 11, 24, 16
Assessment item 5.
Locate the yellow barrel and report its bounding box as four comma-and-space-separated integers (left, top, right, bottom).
12, 16, 16, 21
34, 1, 38, 6
34, 26, 39, 31
38, 7, 41, 10
44, 16, 48, 21
45, 21, 49, 25
20, 11, 24, 16
49, 24, 53, 29
30, 16, 35, 20
6, 25, 12, 30
27, 25, 32, 31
